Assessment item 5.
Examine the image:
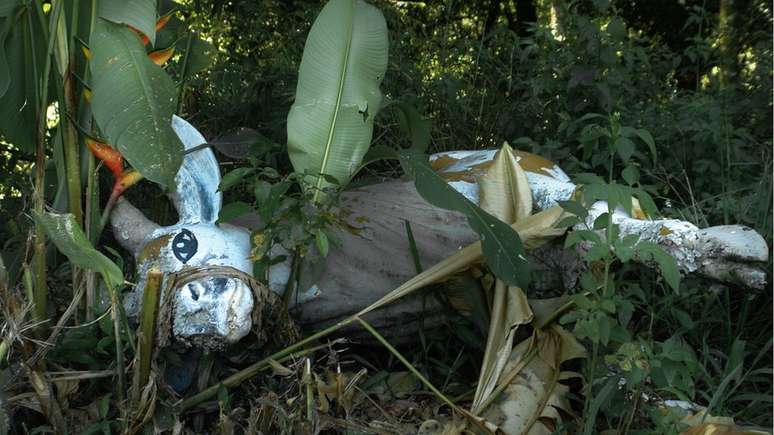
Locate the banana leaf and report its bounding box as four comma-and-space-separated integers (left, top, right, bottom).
287, 0, 388, 202
90, 19, 183, 189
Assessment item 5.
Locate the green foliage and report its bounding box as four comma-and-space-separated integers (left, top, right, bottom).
0, 0, 771, 432
287, 0, 389, 201
34, 211, 123, 288
397, 148, 530, 289
90, 19, 183, 189
98, 0, 157, 46
218, 162, 342, 284
0, 3, 48, 152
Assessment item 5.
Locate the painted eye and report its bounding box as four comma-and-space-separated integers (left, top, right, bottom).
172, 228, 198, 264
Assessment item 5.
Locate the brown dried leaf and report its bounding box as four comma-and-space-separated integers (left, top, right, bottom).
478, 142, 533, 225
481, 326, 586, 435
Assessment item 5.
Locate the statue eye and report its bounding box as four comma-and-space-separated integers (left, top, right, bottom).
172, 229, 198, 264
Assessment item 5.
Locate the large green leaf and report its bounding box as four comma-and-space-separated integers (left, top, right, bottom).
90, 19, 182, 189
0, 24, 10, 99
34, 212, 123, 288
98, 0, 157, 46
0, 0, 20, 17
0, 7, 46, 152
287, 0, 388, 201
398, 149, 531, 289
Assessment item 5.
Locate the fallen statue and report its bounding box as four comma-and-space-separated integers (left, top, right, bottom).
110, 116, 769, 349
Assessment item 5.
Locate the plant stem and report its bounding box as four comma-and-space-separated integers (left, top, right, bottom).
31, 0, 66, 335
109, 282, 127, 408
133, 269, 162, 406
179, 317, 351, 411
52, 5, 85, 313
176, 31, 195, 113
356, 317, 459, 410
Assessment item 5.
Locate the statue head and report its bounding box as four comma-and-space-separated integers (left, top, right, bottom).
111, 116, 254, 349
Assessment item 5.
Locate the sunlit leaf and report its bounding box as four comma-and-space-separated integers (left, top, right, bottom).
287, 0, 389, 202
90, 19, 183, 189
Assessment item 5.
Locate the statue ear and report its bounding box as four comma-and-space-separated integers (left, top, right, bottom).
170, 115, 222, 224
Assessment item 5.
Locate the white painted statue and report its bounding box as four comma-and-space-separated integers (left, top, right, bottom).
110, 117, 769, 348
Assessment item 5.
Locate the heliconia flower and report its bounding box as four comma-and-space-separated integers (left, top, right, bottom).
82, 46, 91, 61
155, 14, 172, 31
130, 14, 173, 46
113, 169, 143, 197
148, 47, 175, 66
85, 138, 123, 179
106, 169, 144, 210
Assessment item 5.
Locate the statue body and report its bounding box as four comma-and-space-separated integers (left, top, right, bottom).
111, 118, 768, 347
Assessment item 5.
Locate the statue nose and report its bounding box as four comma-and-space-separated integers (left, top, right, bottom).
183, 278, 233, 303
173, 276, 254, 347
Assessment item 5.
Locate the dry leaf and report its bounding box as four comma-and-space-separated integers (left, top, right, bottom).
474, 142, 536, 410
481, 326, 585, 435
268, 359, 294, 377
473, 282, 533, 410
478, 142, 533, 225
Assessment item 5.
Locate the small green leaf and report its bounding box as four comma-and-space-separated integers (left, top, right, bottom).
564, 229, 602, 248
34, 212, 123, 288
593, 212, 610, 230
633, 189, 659, 217
253, 180, 272, 204
314, 230, 329, 257
636, 241, 680, 292
585, 244, 610, 262
621, 165, 639, 185
557, 200, 588, 219
614, 136, 635, 162
219, 167, 255, 192
556, 216, 582, 228
218, 201, 253, 223
633, 128, 656, 162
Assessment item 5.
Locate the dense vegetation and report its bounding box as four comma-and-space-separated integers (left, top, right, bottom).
0, 0, 771, 433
